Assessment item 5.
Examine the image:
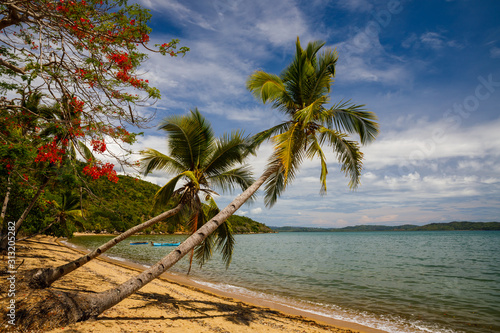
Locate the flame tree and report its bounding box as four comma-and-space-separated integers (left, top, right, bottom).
0, 0, 188, 247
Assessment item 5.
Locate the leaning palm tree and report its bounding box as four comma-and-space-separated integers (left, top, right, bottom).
141, 108, 254, 272
21, 38, 379, 329
27, 108, 253, 288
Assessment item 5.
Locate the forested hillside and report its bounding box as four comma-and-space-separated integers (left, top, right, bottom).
25, 175, 273, 236
79, 176, 273, 234
271, 221, 500, 232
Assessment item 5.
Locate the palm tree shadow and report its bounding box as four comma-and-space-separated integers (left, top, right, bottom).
98, 291, 272, 326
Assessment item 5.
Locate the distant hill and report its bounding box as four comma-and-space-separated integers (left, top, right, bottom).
80, 175, 273, 234
229, 215, 275, 234
270, 221, 500, 233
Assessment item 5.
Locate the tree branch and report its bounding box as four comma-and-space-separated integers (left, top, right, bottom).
0, 7, 23, 30
0, 58, 26, 74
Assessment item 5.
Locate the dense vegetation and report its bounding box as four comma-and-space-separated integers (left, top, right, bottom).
271, 221, 500, 232
229, 215, 275, 234
85, 176, 273, 234
27, 174, 273, 236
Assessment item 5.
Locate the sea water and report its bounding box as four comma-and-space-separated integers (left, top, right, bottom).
67, 231, 500, 333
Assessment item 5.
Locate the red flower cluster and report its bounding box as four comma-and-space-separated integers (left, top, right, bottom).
83, 162, 118, 183
70, 97, 84, 113
1, 158, 13, 171
90, 139, 106, 153
109, 52, 133, 72
75, 68, 89, 79
35, 140, 66, 164
108, 52, 148, 87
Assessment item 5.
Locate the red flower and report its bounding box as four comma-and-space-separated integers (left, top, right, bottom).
90, 139, 106, 153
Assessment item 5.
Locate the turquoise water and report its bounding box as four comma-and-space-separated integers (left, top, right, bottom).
67, 231, 500, 333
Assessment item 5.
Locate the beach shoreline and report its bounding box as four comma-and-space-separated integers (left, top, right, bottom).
4, 235, 387, 333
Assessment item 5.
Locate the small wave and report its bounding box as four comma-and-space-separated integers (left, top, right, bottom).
60, 240, 76, 248
190, 279, 458, 333
191, 280, 259, 296
107, 255, 127, 262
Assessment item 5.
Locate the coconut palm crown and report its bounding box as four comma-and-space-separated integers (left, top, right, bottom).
247, 37, 379, 207
141, 108, 255, 269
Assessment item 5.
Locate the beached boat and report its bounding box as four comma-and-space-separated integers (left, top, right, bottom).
151, 242, 181, 247
129, 241, 149, 245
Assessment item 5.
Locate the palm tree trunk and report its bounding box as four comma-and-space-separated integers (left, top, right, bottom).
46, 166, 277, 325
0, 177, 50, 252
28, 203, 185, 288
0, 173, 12, 235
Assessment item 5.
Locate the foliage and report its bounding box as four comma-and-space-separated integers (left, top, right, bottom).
228, 215, 274, 233
76, 174, 160, 233
141, 109, 255, 269
247, 37, 379, 207
0, 181, 48, 234
3, 169, 271, 237
0, 0, 189, 193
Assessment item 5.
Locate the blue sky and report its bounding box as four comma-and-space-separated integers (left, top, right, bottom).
126, 0, 500, 227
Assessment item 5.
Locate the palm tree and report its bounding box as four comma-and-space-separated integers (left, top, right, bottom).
28, 108, 253, 288
247, 38, 378, 205
140, 108, 254, 272
19, 191, 84, 241
21, 38, 379, 328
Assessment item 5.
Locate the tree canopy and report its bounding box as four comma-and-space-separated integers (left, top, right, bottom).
0, 0, 188, 186
0, 0, 188, 240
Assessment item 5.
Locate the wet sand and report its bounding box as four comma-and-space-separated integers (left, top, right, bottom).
2, 236, 387, 332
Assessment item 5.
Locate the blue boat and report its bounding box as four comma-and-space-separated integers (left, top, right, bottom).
151, 242, 181, 247
129, 242, 148, 245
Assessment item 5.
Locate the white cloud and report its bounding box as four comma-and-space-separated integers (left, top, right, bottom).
490, 47, 500, 59
402, 31, 463, 50
337, 0, 373, 13
139, 0, 215, 30
109, 0, 500, 228
334, 28, 411, 85
362, 117, 500, 170
420, 32, 446, 49
250, 207, 263, 214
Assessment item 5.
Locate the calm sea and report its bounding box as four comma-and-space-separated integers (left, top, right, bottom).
67, 231, 500, 333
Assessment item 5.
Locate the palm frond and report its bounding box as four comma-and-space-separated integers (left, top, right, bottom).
263, 159, 286, 207
207, 165, 255, 195
158, 108, 215, 168
203, 130, 251, 177
294, 96, 328, 127
273, 122, 305, 184
140, 148, 185, 175
215, 218, 235, 269
65, 209, 84, 218
246, 71, 286, 104
306, 136, 329, 194
305, 41, 326, 61
77, 140, 95, 162
197, 197, 235, 269
323, 100, 379, 144
153, 174, 183, 210
319, 128, 364, 189
250, 121, 294, 149
194, 232, 215, 269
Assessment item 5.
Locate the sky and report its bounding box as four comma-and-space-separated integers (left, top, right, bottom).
124, 0, 500, 228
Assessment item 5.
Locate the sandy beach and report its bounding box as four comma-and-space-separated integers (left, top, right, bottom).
1, 236, 387, 333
